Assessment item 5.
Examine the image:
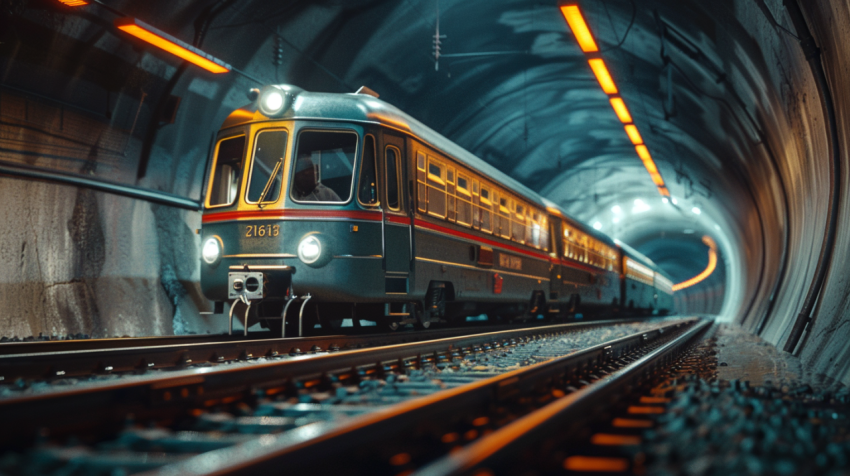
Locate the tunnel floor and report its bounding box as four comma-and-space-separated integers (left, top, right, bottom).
636, 324, 850, 476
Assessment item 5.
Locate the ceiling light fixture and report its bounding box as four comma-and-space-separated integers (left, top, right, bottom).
114, 18, 231, 73
560, 6, 599, 53
624, 124, 643, 145
587, 59, 618, 94
609, 97, 633, 123
561, 5, 669, 197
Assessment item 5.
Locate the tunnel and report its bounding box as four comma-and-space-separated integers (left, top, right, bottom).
0, 0, 849, 473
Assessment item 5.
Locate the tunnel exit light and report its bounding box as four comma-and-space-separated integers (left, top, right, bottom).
114, 18, 231, 73
561, 4, 669, 197
673, 236, 718, 291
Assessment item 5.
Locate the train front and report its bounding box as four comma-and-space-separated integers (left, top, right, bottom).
199, 85, 384, 329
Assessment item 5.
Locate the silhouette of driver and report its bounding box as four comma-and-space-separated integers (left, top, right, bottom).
293, 155, 341, 201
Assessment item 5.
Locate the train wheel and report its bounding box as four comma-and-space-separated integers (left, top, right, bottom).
412, 303, 433, 330
414, 320, 431, 330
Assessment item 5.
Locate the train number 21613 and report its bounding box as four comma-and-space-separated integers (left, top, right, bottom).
245, 224, 280, 238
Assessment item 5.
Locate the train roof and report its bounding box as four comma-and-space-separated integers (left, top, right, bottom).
222, 87, 549, 210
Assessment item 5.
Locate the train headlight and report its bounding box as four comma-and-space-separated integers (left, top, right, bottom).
202, 237, 222, 265
297, 235, 322, 264
256, 85, 303, 117
261, 90, 284, 114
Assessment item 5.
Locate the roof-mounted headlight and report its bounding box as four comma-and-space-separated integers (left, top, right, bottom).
262, 90, 284, 114
256, 85, 303, 117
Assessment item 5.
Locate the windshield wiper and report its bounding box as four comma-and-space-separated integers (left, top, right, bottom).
257, 158, 283, 208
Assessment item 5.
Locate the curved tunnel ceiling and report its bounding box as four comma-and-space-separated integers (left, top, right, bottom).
1, 0, 847, 348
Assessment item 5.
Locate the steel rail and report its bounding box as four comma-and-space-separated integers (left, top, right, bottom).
0, 318, 662, 447
414, 319, 711, 475
0, 319, 637, 381
139, 319, 700, 476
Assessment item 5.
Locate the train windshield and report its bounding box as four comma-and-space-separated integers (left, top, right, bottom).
246, 130, 288, 204
291, 130, 358, 203
208, 135, 246, 207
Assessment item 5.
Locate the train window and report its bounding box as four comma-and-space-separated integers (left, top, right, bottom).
446, 166, 456, 222
357, 135, 378, 206
427, 157, 446, 218
417, 151, 427, 213
511, 201, 525, 243
456, 174, 472, 226
291, 130, 357, 203
208, 135, 246, 207
247, 130, 288, 205
385, 146, 401, 211
497, 195, 511, 239
527, 211, 538, 248
479, 186, 493, 233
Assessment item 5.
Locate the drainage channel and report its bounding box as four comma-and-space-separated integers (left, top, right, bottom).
0, 319, 691, 475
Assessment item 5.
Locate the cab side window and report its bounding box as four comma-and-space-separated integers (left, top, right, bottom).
386, 146, 401, 211
358, 135, 378, 206
208, 135, 246, 207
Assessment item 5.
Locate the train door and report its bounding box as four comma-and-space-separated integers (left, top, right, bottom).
549, 218, 563, 314
381, 132, 411, 293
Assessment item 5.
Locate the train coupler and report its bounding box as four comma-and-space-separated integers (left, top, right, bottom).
281, 293, 312, 339
228, 294, 252, 337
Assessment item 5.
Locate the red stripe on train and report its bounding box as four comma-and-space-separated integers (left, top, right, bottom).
202, 209, 382, 224
202, 210, 607, 274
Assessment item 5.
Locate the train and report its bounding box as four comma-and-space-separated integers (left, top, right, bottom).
199, 84, 674, 334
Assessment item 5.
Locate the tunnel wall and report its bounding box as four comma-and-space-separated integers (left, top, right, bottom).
0, 177, 226, 338
750, 0, 850, 383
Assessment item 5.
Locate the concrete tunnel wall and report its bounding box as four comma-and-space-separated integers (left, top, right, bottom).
0, 1, 849, 386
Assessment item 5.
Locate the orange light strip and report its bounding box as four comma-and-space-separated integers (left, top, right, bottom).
625, 124, 643, 144
609, 97, 632, 123
561, 5, 669, 196
672, 236, 718, 291
58, 0, 88, 5
114, 18, 231, 73
635, 145, 652, 161
587, 59, 618, 94
564, 456, 630, 472
560, 6, 599, 53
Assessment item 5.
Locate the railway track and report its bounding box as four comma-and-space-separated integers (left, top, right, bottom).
0, 317, 703, 475
0, 318, 637, 384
